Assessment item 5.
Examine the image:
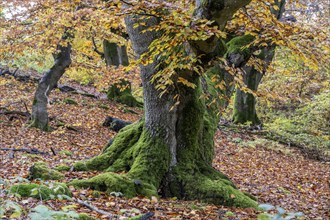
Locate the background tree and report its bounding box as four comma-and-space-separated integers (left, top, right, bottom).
29, 34, 72, 130
103, 39, 129, 67
232, 0, 286, 125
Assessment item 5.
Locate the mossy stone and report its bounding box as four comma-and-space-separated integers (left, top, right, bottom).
107, 79, 142, 107
29, 162, 65, 180
55, 164, 71, 172
226, 35, 255, 56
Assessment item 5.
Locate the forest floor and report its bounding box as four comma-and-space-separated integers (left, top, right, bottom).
0, 74, 329, 220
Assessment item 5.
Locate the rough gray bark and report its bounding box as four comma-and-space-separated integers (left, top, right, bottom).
124, 16, 181, 164
124, 0, 254, 201
29, 39, 71, 131
233, 0, 286, 125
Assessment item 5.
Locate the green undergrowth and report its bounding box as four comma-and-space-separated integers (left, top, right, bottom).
259, 92, 330, 160
1, 50, 53, 73
238, 137, 294, 156
221, 89, 330, 161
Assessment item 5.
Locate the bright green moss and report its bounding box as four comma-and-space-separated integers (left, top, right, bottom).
186, 177, 258, 208
70, 120, 170, 198
78, 213, 97, 220
69, 172, 157, 198
9, 183, 71, 200
55, 164, 71, 172
29, 162, 65, 180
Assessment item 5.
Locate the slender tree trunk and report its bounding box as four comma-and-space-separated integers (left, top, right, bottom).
29, 40, 71, 131
233, 0, 286, 125
69, 0, 257, 207
233, 66, 263, 125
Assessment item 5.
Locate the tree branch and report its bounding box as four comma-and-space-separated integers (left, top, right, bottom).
92, 37, 104, 58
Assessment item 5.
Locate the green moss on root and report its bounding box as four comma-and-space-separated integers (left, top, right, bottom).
73, 121, 144, 171
70, 121, 170, 198
29, 162, 65, 180
185, 175, 257, 208
9, 183, 71, 200
69, 172, 157, 198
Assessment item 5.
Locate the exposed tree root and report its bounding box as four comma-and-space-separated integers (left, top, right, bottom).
67, 121, 257, 208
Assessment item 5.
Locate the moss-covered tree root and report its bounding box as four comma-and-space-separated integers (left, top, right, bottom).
69, 121, 257, 208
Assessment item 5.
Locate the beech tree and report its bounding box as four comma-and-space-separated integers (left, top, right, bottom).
1, 0, 327, 207
69, 0, 258, 207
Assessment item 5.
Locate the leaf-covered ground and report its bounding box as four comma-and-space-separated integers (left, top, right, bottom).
0, 75, 329, 219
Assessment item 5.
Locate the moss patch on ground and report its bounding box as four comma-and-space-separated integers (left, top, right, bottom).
9, 183, 71, 200
55, 164, 71, 172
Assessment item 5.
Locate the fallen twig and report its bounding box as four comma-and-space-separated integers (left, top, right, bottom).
57, 84, 97, 98
0, 110, 30, 117
0, 148, 49, 155
74, 198, 113, 218
73, 198, 154, 220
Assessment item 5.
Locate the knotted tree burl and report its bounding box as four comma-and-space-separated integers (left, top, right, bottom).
69, 0, 257, 207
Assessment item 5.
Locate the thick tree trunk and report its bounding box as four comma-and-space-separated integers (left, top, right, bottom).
29, 41, 71, 131
103, 40, 129, 67
69, 0, 257, 207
